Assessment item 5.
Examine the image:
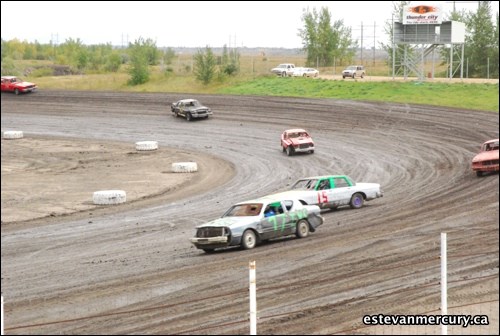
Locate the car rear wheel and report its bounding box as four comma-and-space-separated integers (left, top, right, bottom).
350, 193, 364, 209
241, 230, 257, 250
296, 220, 310, 238
203, 248, 215, 253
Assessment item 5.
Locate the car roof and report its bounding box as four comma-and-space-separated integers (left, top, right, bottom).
285, 128, 308, 133
178, 99, 198, 103
484, 139, 499, 144
296, 175, 350, 180
235, 196, 298, 205
1, 76, 17, 79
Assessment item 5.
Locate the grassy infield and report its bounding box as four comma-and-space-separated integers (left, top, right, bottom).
30, 55, 499, 112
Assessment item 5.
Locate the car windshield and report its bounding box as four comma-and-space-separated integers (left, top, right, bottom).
222, 203, 263, 217
287, 132, 307, 138
291, 179, 318, 190
347, 66, 357, 70
483, 140, 499, 151
185, 100, 201, 107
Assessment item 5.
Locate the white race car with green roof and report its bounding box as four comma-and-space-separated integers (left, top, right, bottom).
269, 175, 383, 210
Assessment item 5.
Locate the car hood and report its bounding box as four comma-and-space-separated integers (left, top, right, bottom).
472, 150, 499, 162
17, 81, 37, 88
289, 137, 312, 145
270, 190, 310, 198
187, 106, 210, 112
196, 216, 258, 229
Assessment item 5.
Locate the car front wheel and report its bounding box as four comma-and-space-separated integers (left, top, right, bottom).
350, 193, 364, 209
286, 146, 294, 156
241, 230, 257, 249
296, 220, 310, 238
186, 112, 192, 121
14, 88, 19, 95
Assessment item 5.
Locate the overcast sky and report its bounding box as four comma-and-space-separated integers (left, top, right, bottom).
1, 1, 498, 49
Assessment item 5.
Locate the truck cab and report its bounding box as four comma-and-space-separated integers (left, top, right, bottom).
271, 63, 295, 77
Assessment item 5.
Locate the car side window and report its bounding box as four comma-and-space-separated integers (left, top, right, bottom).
283, 200, 293, 211
317, 179, 331, 190
334, 178, 349, 188
274, 203, 285, 214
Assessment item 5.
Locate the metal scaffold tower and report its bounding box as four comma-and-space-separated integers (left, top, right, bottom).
393, 4, 466, 80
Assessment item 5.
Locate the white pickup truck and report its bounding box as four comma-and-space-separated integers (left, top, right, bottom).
271, 63, 295, 77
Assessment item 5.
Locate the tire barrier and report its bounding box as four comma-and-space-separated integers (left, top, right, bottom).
3, 130, 24, 139
171, 162, 198, 173
92, 190, 127, 205
135, 141, 158, 151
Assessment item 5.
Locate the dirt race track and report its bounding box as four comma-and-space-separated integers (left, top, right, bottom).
1, 91, 499, 335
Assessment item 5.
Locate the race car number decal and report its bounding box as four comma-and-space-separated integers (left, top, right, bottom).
317, 191, 328, 203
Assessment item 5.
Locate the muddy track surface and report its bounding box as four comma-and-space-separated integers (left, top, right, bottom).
1, 91, 498, 335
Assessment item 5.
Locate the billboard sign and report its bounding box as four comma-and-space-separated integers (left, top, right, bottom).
403, 4, 443, 24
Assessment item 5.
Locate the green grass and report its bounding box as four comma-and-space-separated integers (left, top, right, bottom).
219, 77, 499, 112
26, 68, 499, 112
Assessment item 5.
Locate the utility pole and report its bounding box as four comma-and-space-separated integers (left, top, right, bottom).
360, 21, 363, 64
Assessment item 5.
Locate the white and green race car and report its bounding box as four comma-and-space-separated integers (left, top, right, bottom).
190, 196, 323, 253
270, 175, 383, 210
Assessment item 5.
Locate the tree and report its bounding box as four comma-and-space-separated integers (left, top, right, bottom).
220, 44, 240, 75
163, 47, 176, 66
465, 1, 497, 78
193, 46, 216, 84
105, 52, 122, 72
298, 7, 355, 67
127, 37, 152, 85
139, 38, 160, 66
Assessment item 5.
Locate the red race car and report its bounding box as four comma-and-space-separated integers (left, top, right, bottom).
1, 76, 37, 95
472, 139, 499, 177
281, 128, 315, 156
